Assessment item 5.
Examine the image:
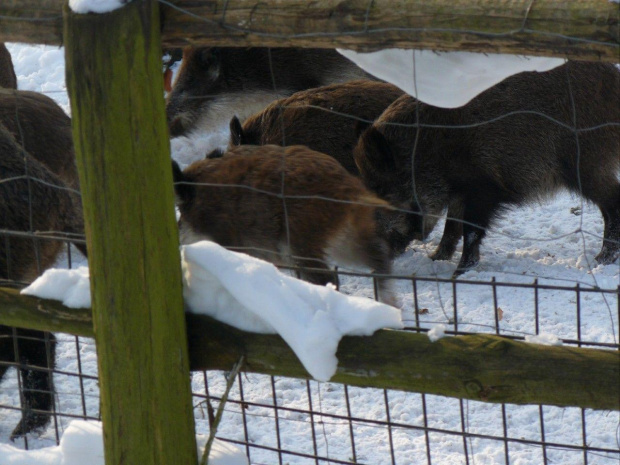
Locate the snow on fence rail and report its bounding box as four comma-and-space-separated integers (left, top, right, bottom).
0, 1, 619, 464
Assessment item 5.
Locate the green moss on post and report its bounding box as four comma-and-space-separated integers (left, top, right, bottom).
63, 2, 198, 464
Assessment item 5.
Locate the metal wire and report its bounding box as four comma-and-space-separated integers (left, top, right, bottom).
1, 11, 619, 462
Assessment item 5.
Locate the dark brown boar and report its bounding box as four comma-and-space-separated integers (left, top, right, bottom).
0, 88, 79, 190
0, 43, 17, 89
354, 61, 620, 275
173, 144, 396, 305
166, 47, 377, 138
228, 80, 404, 176
0, 125, 85, 440
227, 79, 410, 256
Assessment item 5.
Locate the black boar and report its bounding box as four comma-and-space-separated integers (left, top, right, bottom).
0, 89, 79, 190
166, 47, 377, 138
354, 61, 620, 275
0, 125, 85, 439
0, 43, 17, 89
228, 80, 404, 176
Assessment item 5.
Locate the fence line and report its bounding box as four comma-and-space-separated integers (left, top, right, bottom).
1, 1, 619, 463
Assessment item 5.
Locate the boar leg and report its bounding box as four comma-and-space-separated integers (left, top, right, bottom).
453, 197, 500, 276
1, 328, 56, 440
295, 257, 337, 287
361, 235, 398, 307
595, 193, 620, 264
431, 199, 464, 261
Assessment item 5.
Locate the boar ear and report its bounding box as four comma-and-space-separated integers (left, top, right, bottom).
229, 116, 244, 146
356, 126, 397, 174
171, 160, 193, 204
205, 148, 224, 159
199, 48, 221, 80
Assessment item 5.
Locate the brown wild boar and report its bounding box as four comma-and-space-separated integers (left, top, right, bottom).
354, 61, 620, 275
0, 89, 79, 190
172, 144, 396, 305
166, 47, 377, 137
0, 125, 85, 440
228, 80, 404, 176
227, 79, 409, 256
0, 43, 17, 89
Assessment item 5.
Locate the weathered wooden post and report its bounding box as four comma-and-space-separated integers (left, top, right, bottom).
63, 1, 198, 463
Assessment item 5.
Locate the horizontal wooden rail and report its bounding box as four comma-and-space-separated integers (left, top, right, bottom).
1, 286, 618, 411
0, 1, 618, 61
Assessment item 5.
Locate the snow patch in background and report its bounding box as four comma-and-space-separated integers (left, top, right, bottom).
69, 0, 127, 14
337, 49, 564, 108
22, 241, 403, 382
0, 420, 248, 465
171, 130, 230, 169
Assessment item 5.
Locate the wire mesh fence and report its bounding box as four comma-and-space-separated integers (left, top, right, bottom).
2, 266, 619, 463
1, 2, 620, 461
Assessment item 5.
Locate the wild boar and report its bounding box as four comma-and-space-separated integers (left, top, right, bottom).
0, 125, 85, 439
166, 47, 377, 137
173, 144, 396, 305
0, 89, 79, 190
354, 61, 620, 274
228, 80, 404, 176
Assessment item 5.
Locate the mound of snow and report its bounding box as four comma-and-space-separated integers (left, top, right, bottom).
338, 49, 564, 108
22, 241, 403, 381
69, 0, 126, 14
0, 420, 248, 465
22, 266, 90, 308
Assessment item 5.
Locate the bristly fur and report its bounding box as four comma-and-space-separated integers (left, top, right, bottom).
228, 80, 404, 177
0, 125, 84, 440
173, 144, 397, 306
0, 43, 17, 89
165, 47, 378, 138
0, 88, 79, 190
354, 61, 620, 274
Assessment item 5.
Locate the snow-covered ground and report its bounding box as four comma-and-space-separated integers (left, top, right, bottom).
1, 43, 618, 465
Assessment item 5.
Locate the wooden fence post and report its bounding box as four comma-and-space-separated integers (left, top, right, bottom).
63, 1, 198, 464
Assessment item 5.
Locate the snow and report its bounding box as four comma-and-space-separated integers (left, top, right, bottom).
427, 324, 446, 342
0, 420, 248, 465
337, 49, 564, 107
69, 0, 126, 14
22, 241, 403, 381
22, 267, 90, 309
182, 240, 402, 339
2, 43, 619, 465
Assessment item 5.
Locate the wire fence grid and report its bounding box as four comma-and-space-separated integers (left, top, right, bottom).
1, 4, 620, 463
1, 244, 618, 463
